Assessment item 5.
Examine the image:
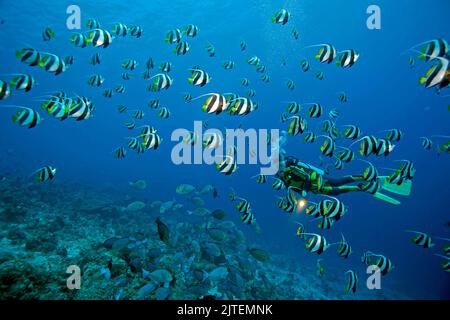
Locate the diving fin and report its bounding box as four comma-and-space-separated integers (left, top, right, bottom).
379, 176, 412, 196
373, 192, 401, 205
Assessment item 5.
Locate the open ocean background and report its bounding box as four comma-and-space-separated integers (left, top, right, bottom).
0, 0, 449, 299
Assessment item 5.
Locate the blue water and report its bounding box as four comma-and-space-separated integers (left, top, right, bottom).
0, 0, 449, 299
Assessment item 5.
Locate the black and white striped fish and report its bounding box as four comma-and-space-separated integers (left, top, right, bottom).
87, 74, 104, 87
337, 234, 352, 258
112, 23, 128, 37
9, 74, 36, 92
304, 131, 316, 143
129, 25, 143, 38
241, 78, 250, 87
305, 202, 321, 218
300, 59, 310, 72
87, 29, 112, 48
253, 174, 267, 184
16, 47, 41, 67
158, 107, 171, 119
261, 74, 270, 83
338, 92, 347, 102
240, 211, 255, 225
174, 41, 190, 55
271, 178, 286, 190
69, 96, 93, 121
183, 131, 199, 145
165, 29, 182, 44
216, 155, 237, 176
247, 56, 261, 66
328, 108, 339, 119
39, 53, 66, 75
287, 116, 307, 136
356, 135, 378, 156
115, 85, 125, 93
121, 59, 138, 70
86, 18, 101, 30
203, 133, 222, 149
361, 160, 378, 181
70, 33, 87, 48
419, 57, 450, 90
256, 64, 266, 73
384, 129, 403, 142
141, 132, 161, 150
334, 158, 344, 170
222, 60, 235, 70
342, 125, 361, 140
336, 49, 360, 68
414, 38, 449, 62
313, 43, 337, 64
148, 99, 160, 109
229, 97, 256, 116
320, 136, 335, 157
307, 103, 323, 118
272, 9, 290, 25
5, 106, 42, 128
321, 196, 346, 220
124, 121, 135, 130
113, 147, 126, 159
90, 53, 101, 65
375, 138, 395, 157
183, 24, 199, 37
286, 79, 295, 90
302, 233, 329, 255
336, 147, 355, 163
103, 89, 113, 98
117, 105, 127, 113
188, 68, 211, 87
205, 43, 215, 57
148, 73, 173, 92
359, 180, 381, 194
315, 70, 324, 80
344, 270, 358, 293
366, 253, 394, 276
197, 93, 229, 115
131, 110, 144, 119
42, 27, 55, 41
421, 137, 433, 150
33, 165, 56, 182
405, 230, 434, 248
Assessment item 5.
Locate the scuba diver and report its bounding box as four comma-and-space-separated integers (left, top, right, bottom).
277, 156, 412, 205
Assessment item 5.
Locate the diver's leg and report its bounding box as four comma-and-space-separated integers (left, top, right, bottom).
322, 185, 361, 196
326, 175, 364, 187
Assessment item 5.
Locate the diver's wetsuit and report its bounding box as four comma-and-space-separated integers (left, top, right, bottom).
277, 156, 364, 196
